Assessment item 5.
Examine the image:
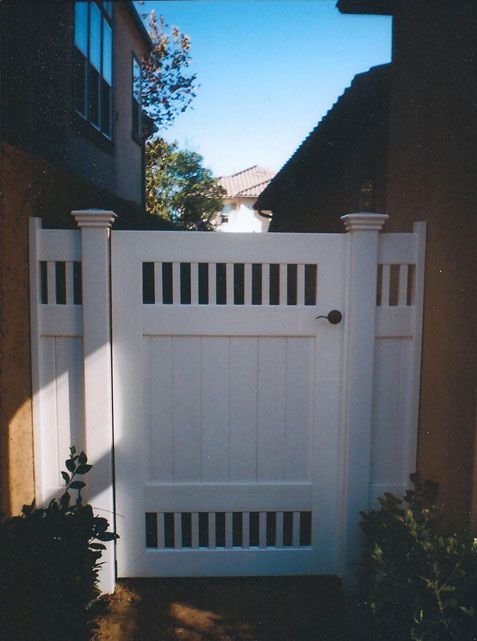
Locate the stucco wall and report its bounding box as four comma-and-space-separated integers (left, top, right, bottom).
0, 143, 148, 517
384, 1, 477, 526
0, 147, 37, 516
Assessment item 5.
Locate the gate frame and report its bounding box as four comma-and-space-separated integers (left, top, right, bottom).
29, 209, 426, 592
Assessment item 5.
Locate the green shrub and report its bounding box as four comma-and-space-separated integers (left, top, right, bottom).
0, 447, 117, 641
356, 474, 477, 641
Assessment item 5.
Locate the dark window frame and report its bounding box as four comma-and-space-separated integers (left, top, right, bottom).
74, 1, 113, 141
131, 52, 142, 144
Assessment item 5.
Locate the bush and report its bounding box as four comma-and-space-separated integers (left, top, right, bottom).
0, 447, 117, 641
356, 474, 477, 641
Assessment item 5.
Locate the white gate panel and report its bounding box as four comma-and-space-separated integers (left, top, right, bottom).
112, 230, 347, 577
30, 212, 425, 588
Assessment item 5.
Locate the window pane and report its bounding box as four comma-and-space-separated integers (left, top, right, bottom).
74, 48, 87, 116
132, 57, 141, 101
103, 21, 112, 85
132, 97, 140, 138
74, 2, 88, 55
101, 80, 112, 136
89, 65, 100, 126
103, 1, 112, 17
89, 2, 101, 71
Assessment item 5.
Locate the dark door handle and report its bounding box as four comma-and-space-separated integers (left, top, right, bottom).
316, 310, 343, 325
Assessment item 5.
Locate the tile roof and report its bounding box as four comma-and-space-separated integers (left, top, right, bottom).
255, 64, 390, 211
217, 166, 276, 199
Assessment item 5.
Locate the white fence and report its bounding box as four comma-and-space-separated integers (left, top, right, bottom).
29, 211, 425, 592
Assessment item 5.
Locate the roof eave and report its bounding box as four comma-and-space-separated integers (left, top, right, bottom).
125, 1, 154, 51
336, 0, 394, 15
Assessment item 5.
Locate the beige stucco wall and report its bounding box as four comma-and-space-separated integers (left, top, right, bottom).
0, 145, 37, 516
384, 2, 477, 527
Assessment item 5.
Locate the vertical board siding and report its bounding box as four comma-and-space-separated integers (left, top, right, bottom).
172, 338, 202, 481
285, 338, 314, 481
146, 337, 173, 482
257, 338, 286, 481
201, 337, 230, 481
229, 338, 258, 482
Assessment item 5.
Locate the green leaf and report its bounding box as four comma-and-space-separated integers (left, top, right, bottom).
76, 464, 92, 475
90, 543, 106, 550
69, 481, 86, 490
65, 458, 76, 473
78, 452, 87, 466
61, 471, 70, 484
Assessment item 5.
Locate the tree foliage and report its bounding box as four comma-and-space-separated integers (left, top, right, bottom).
146, 138, 225, 230
140, 9, 197, 129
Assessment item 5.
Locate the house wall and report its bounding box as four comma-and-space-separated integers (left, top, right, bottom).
1, 1, 147, 207
382, 0, 477, 526
216, 199, 270, 233
266, 65, 390, 233
114, 2, 149, 206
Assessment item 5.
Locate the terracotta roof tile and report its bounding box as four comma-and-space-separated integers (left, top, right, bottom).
217, 166, 275, 198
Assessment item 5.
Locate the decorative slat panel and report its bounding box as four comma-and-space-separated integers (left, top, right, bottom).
244, 263, 252, 305
279, 264, 287, 306
259, 512, 267, 548
297, 265, 305, 306
154, 263, 163, 305
191, 512, 199, 549
190, 262, 199, 305
172, 263, 181, 305
275, 512, 284, 547
208, 263, 216, 304
398, 264, 408, 306
174, 513, 182, 549
226, 263, 234, 305
292, 512, 301, 547
381, 264, 391, 307
47, 261, 56, 304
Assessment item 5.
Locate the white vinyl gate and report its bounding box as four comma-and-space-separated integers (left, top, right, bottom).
29, 211, 426, 591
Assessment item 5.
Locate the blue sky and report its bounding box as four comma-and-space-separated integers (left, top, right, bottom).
139, 1, 391, 177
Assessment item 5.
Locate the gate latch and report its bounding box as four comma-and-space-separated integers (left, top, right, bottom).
316, 310, 343, 325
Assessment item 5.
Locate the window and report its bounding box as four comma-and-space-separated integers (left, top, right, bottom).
132, 55, 142, 141
74, 1, 112, 138
358, 180, 374, 211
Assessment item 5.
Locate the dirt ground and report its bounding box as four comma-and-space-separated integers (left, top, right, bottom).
93, 576, 345, 641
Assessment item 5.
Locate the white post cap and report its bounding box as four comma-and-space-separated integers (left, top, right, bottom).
341, 212, 389, 232
72, 209, 117, 229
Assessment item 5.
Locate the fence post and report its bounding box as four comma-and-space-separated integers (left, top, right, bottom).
340, 212, 388, 581
72, 209, 116, 593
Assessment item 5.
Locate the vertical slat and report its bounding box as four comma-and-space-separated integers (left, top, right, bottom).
262, 263, 270, 305
292, 511, 300, 547
279, 263, 287, 306
226, 263, 234, 305
174, 512, 182, 549
381, 264, 391, 306
172, 262, 181, 304
191, 512, 199, 548
157, 513, 165, 549
208, 263, 216, 305
297, 264, 305, 306
47, 261, 56, 304
65, 261, 74, 305
275, 511, 284, 547
154, 263, 163, 305
259, 511, 267, 548
190, 262, 199, 305
398, 264, 408, 306
225, 512, 233, 548
208, 513, 216, 548
242, 512, 250, 548
244, 263, 252, 305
